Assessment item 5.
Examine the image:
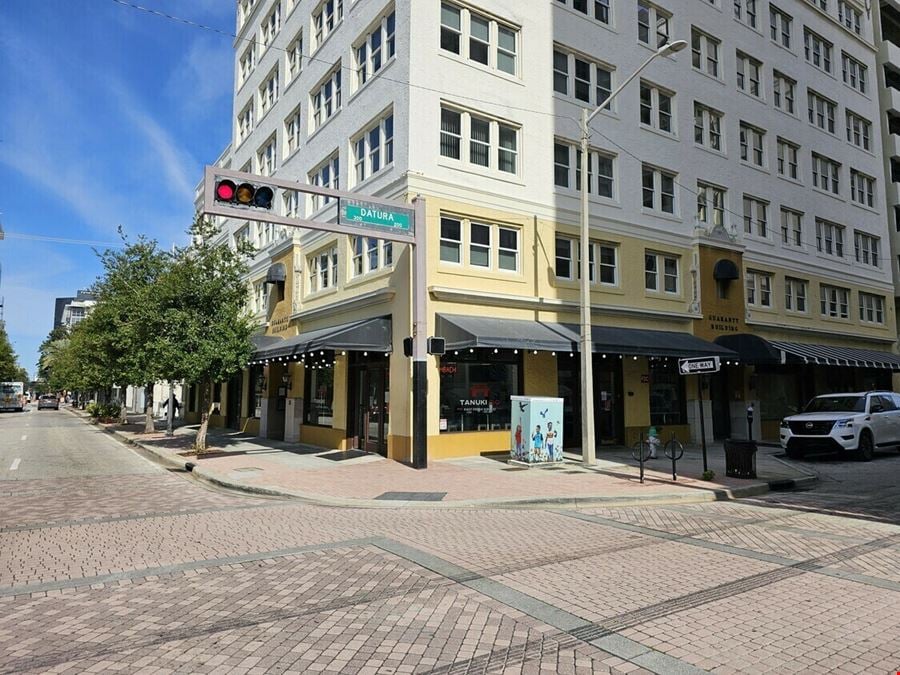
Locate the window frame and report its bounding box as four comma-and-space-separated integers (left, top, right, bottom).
438, 214, 521, 273
784, 277, 808, 313
644, 251, 679, 294
440, 1, 519, 76
352, 111, 394, 186
438, 105, 520, 176
641, 164, 677, 215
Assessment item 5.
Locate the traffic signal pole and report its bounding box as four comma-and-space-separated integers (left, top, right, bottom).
202, 166, 429, 468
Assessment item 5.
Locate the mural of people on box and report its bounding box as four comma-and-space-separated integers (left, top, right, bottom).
510, 397, 563, 463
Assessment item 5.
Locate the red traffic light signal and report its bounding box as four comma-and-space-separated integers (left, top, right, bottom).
214, 179, 274, 209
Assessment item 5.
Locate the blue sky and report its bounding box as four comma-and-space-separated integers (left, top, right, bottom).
0, 0, 236, 378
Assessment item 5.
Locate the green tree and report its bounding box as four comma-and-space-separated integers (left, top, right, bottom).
92, 232, 170, 429
38, 325, 69, 383
156, 217, 255, 450
0, 323, 28, 382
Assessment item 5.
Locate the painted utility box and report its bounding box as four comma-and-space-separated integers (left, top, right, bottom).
510, 396, 564, 463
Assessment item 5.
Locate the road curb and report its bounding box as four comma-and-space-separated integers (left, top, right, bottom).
75, 411, 818, 510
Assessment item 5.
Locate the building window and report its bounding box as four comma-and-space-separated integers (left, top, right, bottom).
260, 3, 281, 50
854, 231, 879, 266
351, 236, 392, 277
284, 108, 302, 156
353, 112, 394, 185
439, 106, 519, 175
804, 29, 832, 74
237, 103, 254, 144
304, 360, 335, 426
353, 9, 396, 89
841, 53, 867, 94
691, 28, 720, 78
846, 111, 871, 151
259, 68, 279, 115
736, 52, 762, 98
311, 64, 341, 129
850, 170, 875, 208
252, 279, 267, 314
808, 0, 827, 11
773, 71, 795, 114
745, 270, 773, 308
641, 164, 676, 214
739, 123, 765, 166
238, 0, 258, 30
307, 246, 338, 293
769, 6, 792, 47
807, 90, 835, 134
645, 252, 679, 293
439, 350, 520, 433
838, 0, 861, 34
439, 215, 519, 272
554, 237, 617, 285
816, 219, 844, 257
638, 1, 671, 48
776, 138, 799, 179
812, 154, 840, 195
440, 2, 518, 75
556, 0, 611, 24
640, 81, 674, 134
287, 31, 303, 82
309, 152, 339, 211
257, 136, 277, 176
693, 102, 723, 151
696, 182, 726, 227
734, 0, 757, 28
743, 196, 768, 237
239, 43, 257, 87
553, 142, 615, 198
780, 208, 802, 247
649, 359, 686, 426
553, 49, 614, 109
283, 190, 301, 219
785, 277, 808, 312
820, 285, 849, 319
859, 292, 885, 324
312, 0, 343, 50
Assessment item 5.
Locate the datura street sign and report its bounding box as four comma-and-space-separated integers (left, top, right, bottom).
339, 199, 415, 235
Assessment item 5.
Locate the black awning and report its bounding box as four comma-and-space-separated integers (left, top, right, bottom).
251, 317, 392, 361
436, 314, 736, 358
713, 259, 740, 280
716, 333, 900, 370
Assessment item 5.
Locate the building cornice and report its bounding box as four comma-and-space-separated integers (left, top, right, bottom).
429, 286, 700, 322
292, 288, 396, 322
746, 319, 898, 345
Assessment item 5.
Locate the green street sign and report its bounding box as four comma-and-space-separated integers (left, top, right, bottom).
339, 199, 415, 235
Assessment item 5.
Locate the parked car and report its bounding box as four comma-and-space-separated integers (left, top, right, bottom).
780, 391, 900, 461
37, 395, 59, 410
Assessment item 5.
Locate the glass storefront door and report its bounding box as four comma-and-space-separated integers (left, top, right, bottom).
348, 354, 389, 456
558, 357, 624, 448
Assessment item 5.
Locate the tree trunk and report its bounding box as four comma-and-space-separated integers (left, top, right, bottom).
143, 382, 155, 434
195, 378, 212, 452
166, 383, 175, 437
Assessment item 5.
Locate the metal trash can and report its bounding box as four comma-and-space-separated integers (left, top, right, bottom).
724, 439, 757, 479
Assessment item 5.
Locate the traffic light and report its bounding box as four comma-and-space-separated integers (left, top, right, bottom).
214, 179, 274, 209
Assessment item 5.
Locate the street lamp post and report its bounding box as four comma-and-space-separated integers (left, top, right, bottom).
579, 40, 686, 466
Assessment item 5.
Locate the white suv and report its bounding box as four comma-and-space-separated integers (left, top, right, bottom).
779, 391, 900, 461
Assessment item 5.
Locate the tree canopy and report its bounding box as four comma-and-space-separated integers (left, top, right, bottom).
49, 218, 254, 448
0, 322, 28, 382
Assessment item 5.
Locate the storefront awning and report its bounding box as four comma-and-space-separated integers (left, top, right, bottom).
437, 314, 736, 358
715, 333, 900, 370
251, 317, 392, 361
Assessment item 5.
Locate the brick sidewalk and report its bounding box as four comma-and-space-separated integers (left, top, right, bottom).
78, 410, 814, 508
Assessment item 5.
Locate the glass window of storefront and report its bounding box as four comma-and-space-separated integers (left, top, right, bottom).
439, 350, 521, 432
249, 365, 265, 417
649, 359, 686, 425
304, 358, 335, 426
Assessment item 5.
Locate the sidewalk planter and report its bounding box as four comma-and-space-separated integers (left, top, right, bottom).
724, 439, 757, 479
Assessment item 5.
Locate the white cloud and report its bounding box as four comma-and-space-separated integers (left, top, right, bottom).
165, 36, 234, 118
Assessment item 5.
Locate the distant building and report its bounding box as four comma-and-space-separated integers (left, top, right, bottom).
55, 290, 97, 329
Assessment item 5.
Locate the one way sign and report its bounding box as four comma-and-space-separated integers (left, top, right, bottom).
678, 356, 721, 375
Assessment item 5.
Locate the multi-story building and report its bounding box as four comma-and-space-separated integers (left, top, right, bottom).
57, 291, 96, 330
191, 0, 900, 460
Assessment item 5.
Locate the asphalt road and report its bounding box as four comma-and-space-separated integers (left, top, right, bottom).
0, 404, 157, 480
0, 409, 898, 673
